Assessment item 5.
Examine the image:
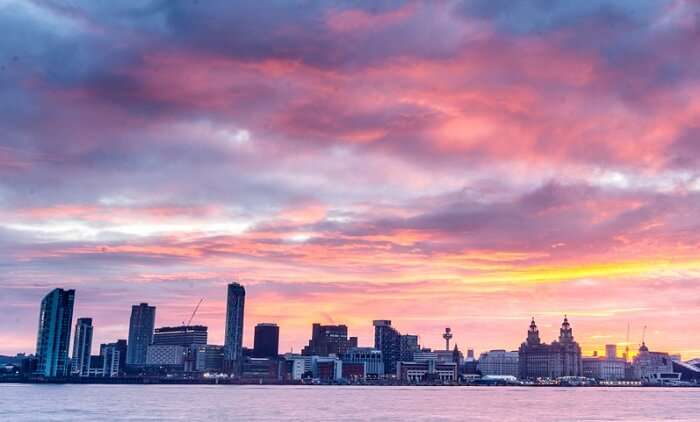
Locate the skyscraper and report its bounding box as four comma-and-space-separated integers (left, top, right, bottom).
253, 323, 279, 358
35, 288, 75, 377
71, 317, 93, 376
373, 320, 420, 375
127, 303, 156, 366
224, 282, 245, 372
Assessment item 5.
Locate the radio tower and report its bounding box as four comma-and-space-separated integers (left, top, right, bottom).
442, 327, 453, 350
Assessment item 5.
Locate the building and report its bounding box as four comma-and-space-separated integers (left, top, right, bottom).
518, 317, 582, 379
71, 317, 93, 377
632, 342, 677, 383
241, 357, 279, 380
302, 323, 357, 356
397, 360, 458, 383
342, 347, 384, 379
35, 288, 75, 377
194, 345, 225, 373
310, 355, 343, 381
582, 356, 626, 381
100, 340, 127, 377
281, 353, 307, 380
146, 345, 186, 368
126, 303, 156, 367
373, 320, 420, 376
153, 325, 208, 346
478, 350, 519, 377
87, 355, 105, 377
253, 323, 279, 358
224, 282, 246, 373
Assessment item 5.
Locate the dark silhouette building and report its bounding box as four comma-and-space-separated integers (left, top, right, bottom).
302, 323, 357, 356
127, 303, 156, 367
35, 288, 75, 377
518, 316, 582, 379
224, 282, 246, 373
253, 323, 279, 358
153, 325, 208, 346
100, 339, 127, 377
373, 320, 420, 375
71, 317, 93, 376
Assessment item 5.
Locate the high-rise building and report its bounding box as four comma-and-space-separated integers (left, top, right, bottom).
35, 288, 75, 377
253, 323, 279, 358
302, 323, 358, 356
373, 320, 420, 375
152, 325, 208, 346
100, 340, 127, 377
71, 317, 93, 376
224, 282, 246, 373
127, 303, 156, 366
518, 316, 582, 379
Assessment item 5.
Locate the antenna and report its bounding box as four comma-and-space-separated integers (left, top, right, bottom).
184, 298, 204, 327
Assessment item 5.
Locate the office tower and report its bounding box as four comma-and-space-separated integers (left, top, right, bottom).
224, 283, 246, 372
100, 339, 127, 377
302, 323, 358, 356
127, 303, 156, 366
71, 317, 93, 376
35, 288, 75, 377
373, 320, 420, 375
152, 325, 208, 346
253, 323, 279, 358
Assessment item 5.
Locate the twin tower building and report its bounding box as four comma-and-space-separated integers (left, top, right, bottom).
35, 282, 247, 377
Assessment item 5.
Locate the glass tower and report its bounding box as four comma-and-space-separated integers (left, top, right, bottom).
71, 317, 93, 376
224, 282, 245, 373
35, 288, 75, 377
127, 303, 156, 366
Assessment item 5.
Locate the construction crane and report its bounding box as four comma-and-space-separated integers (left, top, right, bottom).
624, 323, 630, 362
183, 298, 204, 327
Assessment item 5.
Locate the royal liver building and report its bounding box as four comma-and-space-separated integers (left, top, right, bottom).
518, 316, 583, 379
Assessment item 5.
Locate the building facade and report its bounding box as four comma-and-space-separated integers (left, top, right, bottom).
194, 344, 225, 373
633, 343, 676, 382
224, 282, 246, 373
146, 344, 186, 368
342, 347, 384, 379
302, 323, 358, 356
373, 320, 420, 376
126, 303, 156, 367
153, 325, 208, 346
35, 288, 75, 377
100, 340, 127, 377
253, 323, 279, 358
478, 350, 519, 377
518, 317, 582, 379
397, 360, 458, 383
71, 317, 93, 376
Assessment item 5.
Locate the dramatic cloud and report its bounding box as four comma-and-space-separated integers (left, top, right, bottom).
1, 0, 699, 358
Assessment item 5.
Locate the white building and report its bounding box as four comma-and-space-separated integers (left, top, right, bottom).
478, 350, 519, 377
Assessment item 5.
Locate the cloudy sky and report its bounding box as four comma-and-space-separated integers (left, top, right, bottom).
2, 0, 700, 358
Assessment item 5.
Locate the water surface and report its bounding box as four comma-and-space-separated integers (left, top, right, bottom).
1, 384, 698, 421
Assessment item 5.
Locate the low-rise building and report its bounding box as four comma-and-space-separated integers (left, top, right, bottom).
397, 360, 458, 383
341, 347, 384, 379
478, 350, 519, 377
146, 344, 186, 369
582, 356, 626, 381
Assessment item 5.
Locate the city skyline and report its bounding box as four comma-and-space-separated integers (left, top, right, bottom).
5, 285, 690, 361
2, 0, 700, 360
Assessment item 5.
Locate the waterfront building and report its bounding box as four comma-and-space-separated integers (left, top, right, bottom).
302, 323, 357, 356
35, 288, 75, 377
582, 356, 626, 381
310, 355, 343, 381
518, 317, 582, 379
126, 303, 156, 367
224, 282, 245, 373
373, 320, 420, 375
145, 344, 186, 368
253, 323, 279, 358
100, 340, 127, 377
194, 344, 225, 373
632, 342, 677, 383
281, 353, 307, 380
341, 347, 384, 379
241, 357, 279, 379
153, 325, 208, 346
397, 360, 458, 383
87, 355, 105, 377
71, 317, 93, 376
477, 350, 519, 377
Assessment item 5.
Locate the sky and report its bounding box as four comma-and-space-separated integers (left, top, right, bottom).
1, 0, 700, 359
